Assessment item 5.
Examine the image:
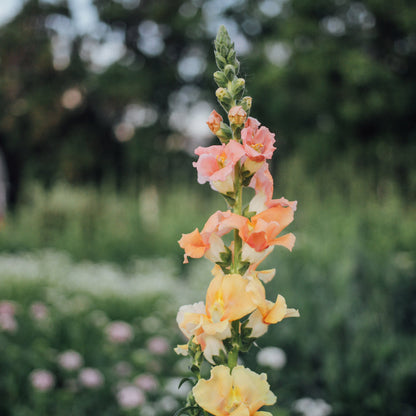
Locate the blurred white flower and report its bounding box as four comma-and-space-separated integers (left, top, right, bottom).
116, 385, 145, 409
106, 321, 133, 344
256, 346, 287, 370
30, 369, 55, 392
147, 336, 169, 355
79, 367, 104, 388
157, 396, 179, 412
30, 302, 49, 321
134, 373, 158, 392
57, 350, 83, 371
293, 397, 332, 416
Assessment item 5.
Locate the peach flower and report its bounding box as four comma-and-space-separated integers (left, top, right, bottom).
178, 210, 245, 264
193, 365, 276, 416
193, 141, 245, 194
239, 205, 296, 253
246, 294, 299, 338
175, 267, 261, 363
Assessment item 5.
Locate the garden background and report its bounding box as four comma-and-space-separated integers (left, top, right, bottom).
0, 0, 415, 415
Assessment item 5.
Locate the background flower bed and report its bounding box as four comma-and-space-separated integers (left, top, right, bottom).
1, 164, 415, 415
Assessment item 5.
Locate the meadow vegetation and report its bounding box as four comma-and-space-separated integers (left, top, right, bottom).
1, 159, 415, 415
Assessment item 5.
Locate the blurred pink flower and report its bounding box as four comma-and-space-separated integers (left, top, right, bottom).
134, 373, 158, 392
147, 336, 169, 355
116, 385, 145, 409
30, 369, 55, 392
30, 302, 49, 321
0, 313, 18, 332
106, 321, 133, 344
79, 367, 104, 389
57, 350, 83, 371
0, 300, 16, 316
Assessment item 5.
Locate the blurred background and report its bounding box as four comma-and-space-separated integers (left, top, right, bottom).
0, 0, 415, 415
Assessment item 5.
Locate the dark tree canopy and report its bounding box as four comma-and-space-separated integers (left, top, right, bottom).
1, 0, 415, 207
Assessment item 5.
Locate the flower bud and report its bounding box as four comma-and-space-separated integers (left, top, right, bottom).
240, 96, 252, 112
224, 64, 236, 81
230, 78, 245, 98
228, 106, 247, 126
206, 110, 223, 135
215, 88, 232, 106
213, 71, 228, 88
214, 51, 227, 70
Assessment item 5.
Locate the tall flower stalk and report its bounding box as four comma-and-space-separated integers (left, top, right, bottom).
175, 26, 299, 416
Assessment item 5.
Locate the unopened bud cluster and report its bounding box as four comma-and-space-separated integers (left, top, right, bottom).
212, 26, 252, 143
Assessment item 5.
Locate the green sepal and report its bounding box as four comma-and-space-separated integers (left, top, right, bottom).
238, 261, 250, 275
215, 51, 227, 70
217, 122, 233, 143
230, 77, 245, 100
224, 64, 236, 81
220, 246, 232, 263
212, 349, 228, 365
179, 377, 195, 389
241, 171, 255, 187
222, 193, 236, 207
242, 206, 257, 220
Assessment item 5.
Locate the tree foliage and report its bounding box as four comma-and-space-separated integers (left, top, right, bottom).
1, 0, 415, 207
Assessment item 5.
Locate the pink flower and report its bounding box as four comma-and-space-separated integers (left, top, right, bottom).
147, 336, 170, 355
248, 164, 297, 214
106, 321, 133, 344
79, 367, 104, 388
116, 385, 145, 409
30, 302, 49, 321
0, 313, 18, 332
0, 300, 16, 316
206, 110, 223, 134
134, 373, 158, 392
30, 369, 55, 392
193, 141, 245, 194
57, 350, 83, 371
241, 117, 276, 173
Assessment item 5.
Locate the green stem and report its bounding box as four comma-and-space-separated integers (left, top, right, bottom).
231, 162, 243, 273
227, 345, 239, 370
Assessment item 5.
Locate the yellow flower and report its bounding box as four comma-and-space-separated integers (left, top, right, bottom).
193, 365, 276, 416
176, 268, 260, 363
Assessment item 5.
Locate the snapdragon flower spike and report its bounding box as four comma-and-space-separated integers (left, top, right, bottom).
175, 25, 300, 416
